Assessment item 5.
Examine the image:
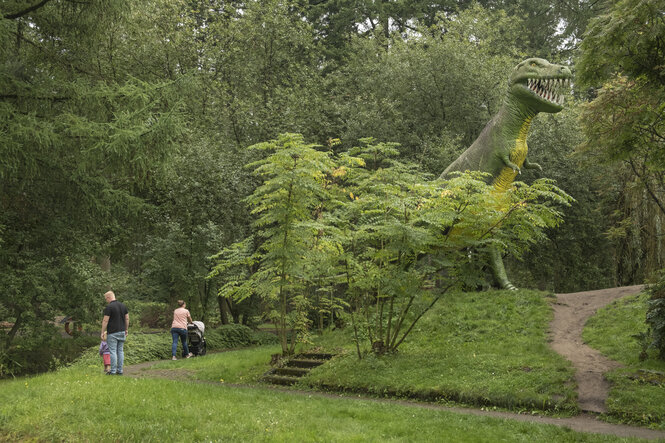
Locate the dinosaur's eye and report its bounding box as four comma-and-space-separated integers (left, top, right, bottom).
531, 62, 537, 67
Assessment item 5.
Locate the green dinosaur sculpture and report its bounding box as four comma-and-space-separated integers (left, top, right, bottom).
440, 58, 572, 290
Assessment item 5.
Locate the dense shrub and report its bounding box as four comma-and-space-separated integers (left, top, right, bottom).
123, 301, 171, 329
646, 271, 665, 359
0, 331, 98, 378
206, 324, 278, 349
70, 324, 278, 370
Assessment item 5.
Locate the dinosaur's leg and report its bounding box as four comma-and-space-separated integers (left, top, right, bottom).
489, 246, 517, 290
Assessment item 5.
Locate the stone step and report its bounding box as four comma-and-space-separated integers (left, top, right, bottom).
286, 358, 325, 369
296, 352, 335, 360
263, 351, 336, 386
274, 367, 309, 377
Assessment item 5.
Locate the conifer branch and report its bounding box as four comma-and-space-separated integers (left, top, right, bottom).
4, 0, 54, 20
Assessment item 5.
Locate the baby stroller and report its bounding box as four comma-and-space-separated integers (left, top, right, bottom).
187, 321, 207, 356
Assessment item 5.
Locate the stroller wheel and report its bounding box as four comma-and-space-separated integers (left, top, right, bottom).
200, 342, 207, 356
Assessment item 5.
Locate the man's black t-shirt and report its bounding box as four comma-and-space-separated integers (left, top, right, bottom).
103, 300, 129, 334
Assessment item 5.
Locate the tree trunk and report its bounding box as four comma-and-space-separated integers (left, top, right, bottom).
217, 295, 230, 325
95, 255, 111, 272
4, 310, 23, 349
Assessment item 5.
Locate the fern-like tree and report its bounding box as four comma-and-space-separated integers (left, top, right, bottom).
215, 133, 335, 355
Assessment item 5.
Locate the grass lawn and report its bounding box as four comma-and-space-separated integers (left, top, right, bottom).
583, 292, 665, 428
0, 367, 641, 442
147, 345, 283, 384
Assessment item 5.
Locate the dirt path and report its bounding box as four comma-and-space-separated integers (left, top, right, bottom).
550, 285, 644, 413
123, 285, 665, 440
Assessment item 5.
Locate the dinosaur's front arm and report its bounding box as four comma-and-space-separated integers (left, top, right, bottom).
523, 157, 542, 171
498, 151, 521, 174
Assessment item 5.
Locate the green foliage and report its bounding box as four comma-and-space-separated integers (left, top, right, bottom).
507, 105, 616, 292
646, 272, 665, 359
0, 331, 98, 378
3, 0, 654, 376
210, 237, 259, 303
327, 7, 520, 161
123, 301, 171, 329
216, 135, 571, 357
205, 325, 278, 349
333, 138, 571, 356
0, 0, 185, 354
577, 0, 665, 87
576, 0, 665, 285
225, 133, 335, 355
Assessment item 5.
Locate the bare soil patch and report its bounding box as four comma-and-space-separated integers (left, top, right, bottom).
550, 285, 644, 414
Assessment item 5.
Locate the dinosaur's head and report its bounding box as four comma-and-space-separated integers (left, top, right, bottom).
508, 58, 572, 113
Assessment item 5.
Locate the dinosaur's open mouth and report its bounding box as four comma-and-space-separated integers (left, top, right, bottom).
524, 77, 570, 106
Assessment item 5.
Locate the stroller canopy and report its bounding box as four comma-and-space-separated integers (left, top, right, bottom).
190, 320, 205, 335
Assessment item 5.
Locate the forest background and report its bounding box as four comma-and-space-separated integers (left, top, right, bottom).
1, 0, 664, 372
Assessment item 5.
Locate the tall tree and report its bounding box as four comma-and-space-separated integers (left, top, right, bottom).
242, 133, 335, 355
0, 0, 184, 349
576, 0, 665, 283
323, 5, 521, 168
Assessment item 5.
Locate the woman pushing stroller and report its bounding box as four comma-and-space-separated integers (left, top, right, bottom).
171, 300, 194, 360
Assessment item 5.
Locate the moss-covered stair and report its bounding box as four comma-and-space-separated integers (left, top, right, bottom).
263, 352, 335, 386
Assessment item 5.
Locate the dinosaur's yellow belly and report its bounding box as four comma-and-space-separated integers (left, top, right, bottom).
493, 118, 531, 192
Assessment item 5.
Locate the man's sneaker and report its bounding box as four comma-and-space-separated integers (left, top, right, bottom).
172, 356, 177, 360
186, 353, 193, 358
116, 372, 123, 376
106, 372, 113, 375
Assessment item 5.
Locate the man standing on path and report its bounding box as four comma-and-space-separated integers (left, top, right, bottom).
100, 290, 129, 375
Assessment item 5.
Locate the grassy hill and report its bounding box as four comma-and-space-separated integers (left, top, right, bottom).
305, 290, 576, 413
